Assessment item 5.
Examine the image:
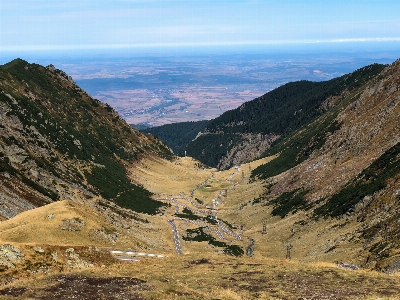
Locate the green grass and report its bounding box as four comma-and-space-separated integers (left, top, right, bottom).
266, 189, 310, 218
183, 227, 244, 256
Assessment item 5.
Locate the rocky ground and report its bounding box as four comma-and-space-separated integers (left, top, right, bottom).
0, 274, 149, 300
1, 251, 400, 299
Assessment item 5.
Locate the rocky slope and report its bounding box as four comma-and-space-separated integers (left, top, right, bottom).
0, 59, 172, 219
181, 64, 385, 169
248, 59, 400, 271
254, 59, 399, 207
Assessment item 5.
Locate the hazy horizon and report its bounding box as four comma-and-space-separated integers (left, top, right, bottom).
1, 0, 400, 55
2, 0, 400, 126
5, 44, 391, 127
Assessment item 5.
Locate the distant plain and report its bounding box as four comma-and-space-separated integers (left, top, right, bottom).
3, 44, 400, 126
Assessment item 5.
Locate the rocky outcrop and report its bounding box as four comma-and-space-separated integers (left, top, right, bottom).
0, 244, 24, 269
217, 133, 279, 169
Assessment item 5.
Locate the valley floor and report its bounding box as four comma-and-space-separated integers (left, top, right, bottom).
130, 156, 368, 265
1, 155, 400, 299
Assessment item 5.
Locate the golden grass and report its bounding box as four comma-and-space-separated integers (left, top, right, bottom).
129, 156, 214, 196
1, 153, 400, 299
128, 154, 372, 265
0, 200, 155, 251
2, 253, 400, 299
0, 152, 379, 266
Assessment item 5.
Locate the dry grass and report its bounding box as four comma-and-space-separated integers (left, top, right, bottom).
129, 156, 214, 197
1, 153, 399, 298
1, 253, 400, 299
129, 154, 371, 265
0, 200, 162, 251
0, 152, 382, 266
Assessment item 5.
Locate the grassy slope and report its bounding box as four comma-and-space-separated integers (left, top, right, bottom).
0, 200, 150, 249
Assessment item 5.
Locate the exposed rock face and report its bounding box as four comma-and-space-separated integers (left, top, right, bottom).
217, 133, 279, 169
0, 244, 24, 269
0, 188, 36, 219
59, 218, 86, 231
65, 248, 94, 269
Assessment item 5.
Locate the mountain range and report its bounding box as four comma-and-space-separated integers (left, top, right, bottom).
0, 59, 172, 219
0, 58, 399, 299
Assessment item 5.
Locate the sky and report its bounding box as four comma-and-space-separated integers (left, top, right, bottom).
1, 0, 400, 53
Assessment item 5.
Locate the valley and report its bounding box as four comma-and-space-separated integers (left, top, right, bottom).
1, 155, 400, 299
128, 155, 369, 265
0, 58, 399, 299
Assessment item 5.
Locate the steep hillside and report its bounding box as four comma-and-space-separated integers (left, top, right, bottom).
182, 64, 385, 169
248, 59, 400, 270
0, 59, 173, 218
141, 120, 209, 153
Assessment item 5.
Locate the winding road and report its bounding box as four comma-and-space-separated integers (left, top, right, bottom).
158, 167, 246, 255
246, 237, 255, 256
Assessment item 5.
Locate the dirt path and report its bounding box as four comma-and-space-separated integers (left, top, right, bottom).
162, 167, 244, 255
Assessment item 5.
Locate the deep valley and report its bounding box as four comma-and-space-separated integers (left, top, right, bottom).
0, 58, 399, 299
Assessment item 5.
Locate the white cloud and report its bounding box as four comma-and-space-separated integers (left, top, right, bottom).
325, 37, 400, 43
3, 37, 400, 53
2, 0, 400, 52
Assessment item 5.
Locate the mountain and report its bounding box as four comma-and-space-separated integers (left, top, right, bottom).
136, 59, 399, 271
0, 59, 173, 219
249, 59, 400, 270
181, 64, 386, 169
0, 58, 400, 298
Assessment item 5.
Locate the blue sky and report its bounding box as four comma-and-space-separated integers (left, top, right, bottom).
1, 0, 400, 52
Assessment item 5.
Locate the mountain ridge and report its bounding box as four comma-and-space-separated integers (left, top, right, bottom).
0, 58, 173, 218
134, 59, 400, 270
148, 63, 385, 169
